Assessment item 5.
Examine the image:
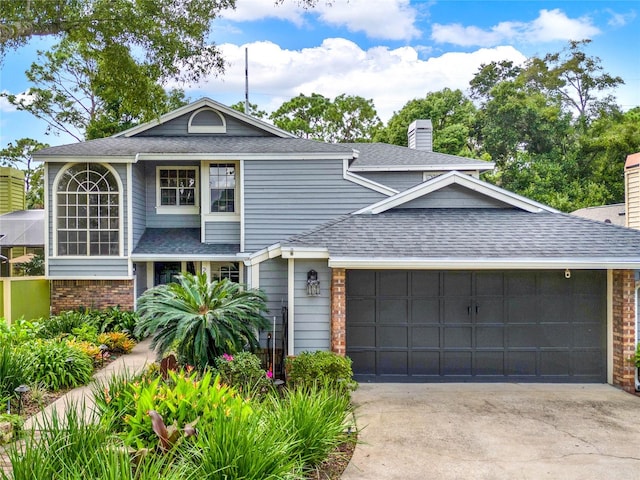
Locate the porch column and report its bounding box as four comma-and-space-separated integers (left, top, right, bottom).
612, 269, 636, 392
330, 268, 346, 356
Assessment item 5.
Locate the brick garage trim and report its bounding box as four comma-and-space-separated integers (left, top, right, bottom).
330, 268, 346, 356
612, 269, 636, 392
51, 279, 134, 313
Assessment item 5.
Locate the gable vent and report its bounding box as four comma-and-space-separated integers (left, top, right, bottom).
408, 120, 432, 151
188, 108, 226, 134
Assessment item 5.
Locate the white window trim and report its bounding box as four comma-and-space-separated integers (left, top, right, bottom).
202, 160, 241, 221
52, 162, 125, 258
155, 166, 199, 215
188, 108, 226, 134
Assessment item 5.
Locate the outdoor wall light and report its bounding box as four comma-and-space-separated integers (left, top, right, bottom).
565, 269, 571, 279
14, 384, 30, 415
306, 269, 320, 296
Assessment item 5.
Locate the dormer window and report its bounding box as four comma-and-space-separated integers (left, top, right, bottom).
188, 108, 226, 134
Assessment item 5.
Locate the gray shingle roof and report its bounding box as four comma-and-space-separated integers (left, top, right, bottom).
34, 137, 354, 158
133, 228, 238, 256
283, 208, 640, 259
0, 210, 44, 246
345, 143, 492, 169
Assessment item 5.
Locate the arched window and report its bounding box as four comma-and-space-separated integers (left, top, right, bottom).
56, 163, 120, 256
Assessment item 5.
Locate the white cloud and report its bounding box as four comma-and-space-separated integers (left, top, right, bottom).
188, 40, 527, 122
221, 0, 421, 41
432, 9, 601, 47
0, 94, 16, 113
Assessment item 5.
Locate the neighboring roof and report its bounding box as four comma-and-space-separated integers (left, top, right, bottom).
571, 203, 625, 227
0, 210, 44, 247
625, 152, 640, 169
114, 97, 296, 139
132, 228, 239, 257
355, 171, 558, 215
34, 136, 354, 160
283, 208, 640, 266
346, 143, 494, 171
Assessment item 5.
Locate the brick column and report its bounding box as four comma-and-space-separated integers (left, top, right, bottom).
612, 269, 636, 392
51, 279, 134, 314
330, 268, 346, 356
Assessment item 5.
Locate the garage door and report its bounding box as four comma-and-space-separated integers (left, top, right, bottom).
346, 270, 606, 382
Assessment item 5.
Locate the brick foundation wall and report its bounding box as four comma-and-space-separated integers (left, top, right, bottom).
330, 268, 346, 356
612, 269, 636, 392
51, 279, 134, 313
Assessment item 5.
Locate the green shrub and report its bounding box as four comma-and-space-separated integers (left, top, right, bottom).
21, 340, 94, 390
214, 352, 273, 399
85, 307, 141, 339
0, 343, 27, 401
286, 351, 357, 394
37, 311, 86, 339
123, 369, 252, 450
70, 323, 99, 343
187, 400, 300, 479
1, 405, 191, 480
0, 413, 24, 444
267, 382, 353, 470
0, 318, 42, 345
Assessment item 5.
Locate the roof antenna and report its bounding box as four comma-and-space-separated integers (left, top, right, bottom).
244, 47, 249, 115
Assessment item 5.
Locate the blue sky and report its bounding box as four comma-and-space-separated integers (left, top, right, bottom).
1, 0, 638, 149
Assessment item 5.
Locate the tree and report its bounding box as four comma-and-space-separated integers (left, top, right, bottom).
3, 39, 189, 140
135, 273, 270, 369
469, 60, 522, 103
0, 137, 48, 193
375, 88, 477, 155
26, 164, 44, 209
1, 0, 234, 84
524, 40, 624, 124
270, 93, 382, 142
229, 101, 268, 119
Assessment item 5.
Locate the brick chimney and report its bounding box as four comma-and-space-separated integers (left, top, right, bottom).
408, 120, 432, 151
625, 152, 640, 229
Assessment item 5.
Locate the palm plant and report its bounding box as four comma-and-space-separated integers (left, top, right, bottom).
135, 273, 270, 369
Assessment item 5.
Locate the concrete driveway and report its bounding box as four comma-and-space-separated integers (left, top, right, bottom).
342, 384, 640, 480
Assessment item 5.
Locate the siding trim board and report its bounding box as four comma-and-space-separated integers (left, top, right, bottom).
328, 258, 640, 270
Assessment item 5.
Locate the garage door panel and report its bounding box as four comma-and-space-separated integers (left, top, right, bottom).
379, 298, 408, 324
540, 351, 570, 376
412, 326, 440, 348
443, 352, 472, 375
346, 298, 375, 324
411, 298, 440, 323
347, 325, 375, 348
411, 271, 440, 295
474, 351, 504, 376
347, 270, 606, 383
507, 351, 537, 376
443, 298, 472, 324
444, 327, 472, 348
378, 326, 407, 348
349, 351, 376, 375
477, 326, 504, 348
379, 271, 408, 296
507, 296, 538, 323
347, 270, 376, 296
538, 296, 573, 323
378, 351, 408, 375
410, 351, 440, 375
475, 297, 504, 323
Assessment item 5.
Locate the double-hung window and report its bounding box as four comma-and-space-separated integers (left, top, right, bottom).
156, 167, 199, 214
209, 163, 236, 213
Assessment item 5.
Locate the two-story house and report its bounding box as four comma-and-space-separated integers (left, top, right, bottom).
34, 98, 640, 390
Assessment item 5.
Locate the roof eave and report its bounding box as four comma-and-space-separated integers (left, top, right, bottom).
328, 257, 640, 269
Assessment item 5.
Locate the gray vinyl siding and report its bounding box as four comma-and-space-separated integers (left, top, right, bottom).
134, 261, 148, 298
401, 184, 510, 209
293, 260, 330, 354
131, 163, 146, 250
136, 112, 273, 137
258, 257, 288, 351
244, 159, 386, 252
143, 160, 200, 228
48, 257, 129, 277
358, 171, 424, 192
47, 162, 129, 256
204, 221, 240, 244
